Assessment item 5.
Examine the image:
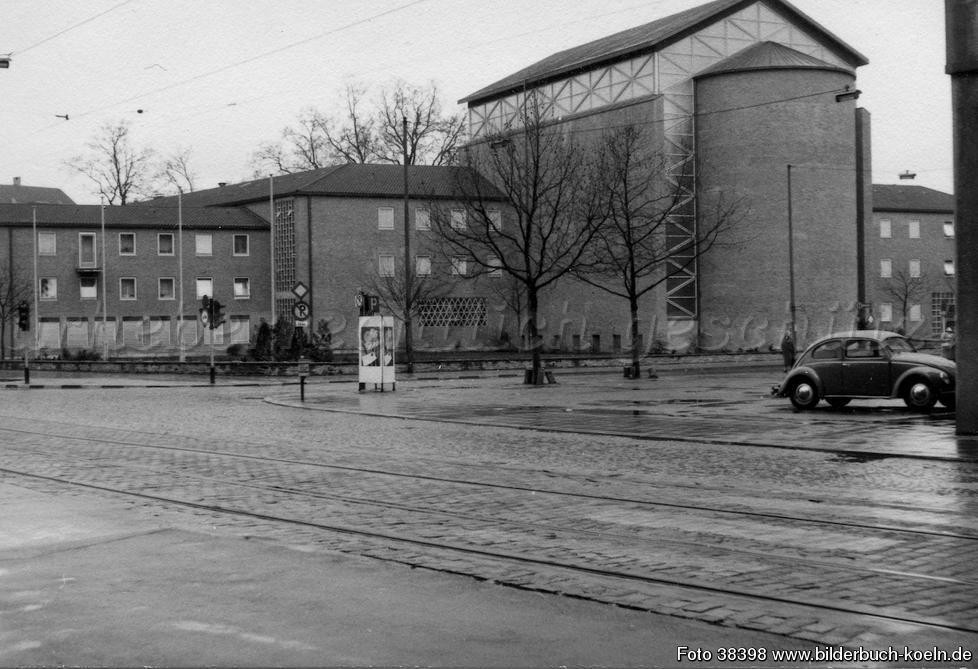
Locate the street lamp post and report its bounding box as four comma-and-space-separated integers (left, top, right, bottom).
787, 164, 797, 346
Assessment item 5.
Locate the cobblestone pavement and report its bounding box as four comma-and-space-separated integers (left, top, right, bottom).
1, 367, 976, 661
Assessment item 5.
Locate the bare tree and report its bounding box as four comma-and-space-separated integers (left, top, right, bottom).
156, 147, 198, 194
66, 121, 155, 205
572, 125, 747, 376
377, 81, 465, 166
880, 269, 928, 334
252, 108, 333, 175
433, 94, 604, 384
366, 269, 450, 361
323, 84, 380, 164
0, 261, 32, 360
252, 81, 462, 175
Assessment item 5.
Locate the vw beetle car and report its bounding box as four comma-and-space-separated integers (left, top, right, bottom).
774, 330, 955, 411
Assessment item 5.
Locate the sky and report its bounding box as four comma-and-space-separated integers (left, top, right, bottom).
0, 1, 951, 204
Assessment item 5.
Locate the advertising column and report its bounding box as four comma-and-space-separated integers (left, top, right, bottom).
358, 315, 396, 391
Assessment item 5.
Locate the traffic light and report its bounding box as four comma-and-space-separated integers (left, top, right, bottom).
211, 299, 226, 329
200, 296, 212, 327
16, 301, 29, 331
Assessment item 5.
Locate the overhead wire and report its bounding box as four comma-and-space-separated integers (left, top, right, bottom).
10, 0, 138, 56
27, 0, 435, 136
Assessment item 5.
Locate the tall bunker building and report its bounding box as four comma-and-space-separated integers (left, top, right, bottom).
460, 0, 870, 352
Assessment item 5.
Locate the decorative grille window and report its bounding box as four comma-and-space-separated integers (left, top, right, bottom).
274, 199, 296, 319
417, 297, 487, 327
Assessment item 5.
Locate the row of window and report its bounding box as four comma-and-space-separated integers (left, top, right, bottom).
378, 254, 502, 278
879, 219, 954, 239
36, 276, 252, 301
880, 258, 954, 278
37, 231, 250, 260
376, 207, 503, 232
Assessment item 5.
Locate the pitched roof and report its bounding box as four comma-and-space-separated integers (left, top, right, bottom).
872, 185, 955, 213
141, 164, 505, 207
0, 203, 269, 230
694, 41, 854, 79
460, 0, 868, 104
0, 183, 75, 205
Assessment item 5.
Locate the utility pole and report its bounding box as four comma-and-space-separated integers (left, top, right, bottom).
402, 115, 414, 373
946, 0, 978, 434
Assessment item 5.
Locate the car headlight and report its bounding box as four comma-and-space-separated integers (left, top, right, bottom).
940, 371, 951, 385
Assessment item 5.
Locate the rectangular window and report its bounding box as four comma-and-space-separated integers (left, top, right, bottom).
880, 303, 893, 322
40, 277, 57, 300
415, 208, 430, 231
415, 255, 431, 276
909, 304, 922, 322
159, 277, 175, 300
487, 255, 502, 278
909, 220, 920, 239
119, 232, 135, 255
944, 220, 955, 237
451, 209, 466, 230
945, 260, 956, 276
195, 233, 212, 256
233, 234, 249, 256
229, 316, 251, 344
451, 256, 467, 275
879, 219, 891, 238
196, 277, 213, 300
880, 259, 892, 278
378, 207, 395, 230
80, 276, 98, 300
488, 210, 502, 232
158, 233, 174, 255
79, 232, 97, 267
379, 254, 395, 277
909, 259, 921, 278
119, 277, 137, 300
233, 277, 251, 299
38, 232, 57, 255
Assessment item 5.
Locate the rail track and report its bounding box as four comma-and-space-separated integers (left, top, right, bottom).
2, 415, 977, 648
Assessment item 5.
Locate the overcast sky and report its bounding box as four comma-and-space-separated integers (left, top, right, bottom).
0, 1, 950, 204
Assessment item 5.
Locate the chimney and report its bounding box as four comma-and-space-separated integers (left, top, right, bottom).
218, 182, 227, 187
13, 177, 21, 186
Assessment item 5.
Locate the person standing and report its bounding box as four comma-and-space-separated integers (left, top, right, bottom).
941, 325, 956, 361
781, 332, 795, 372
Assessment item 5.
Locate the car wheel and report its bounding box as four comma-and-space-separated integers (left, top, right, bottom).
903, 379, 937, 411
789, 379, 820, 410
827, 398, 851, 409
939, 395, 956, 410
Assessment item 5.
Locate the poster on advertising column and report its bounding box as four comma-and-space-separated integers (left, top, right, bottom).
358, 315, 395, 389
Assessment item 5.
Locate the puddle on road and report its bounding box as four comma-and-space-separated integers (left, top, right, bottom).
829, 451, 895, 464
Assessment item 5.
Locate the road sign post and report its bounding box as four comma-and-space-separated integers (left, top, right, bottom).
297, 358, 310, 401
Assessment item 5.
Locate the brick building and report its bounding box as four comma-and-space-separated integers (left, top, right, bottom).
143, 164, 509, 356
867, 184, 956, 340
0, 203, 270, 357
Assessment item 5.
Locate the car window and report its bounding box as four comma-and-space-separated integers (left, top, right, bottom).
882, 336, 915, 354
845, 339, 880, 359
810, 340, 842, 360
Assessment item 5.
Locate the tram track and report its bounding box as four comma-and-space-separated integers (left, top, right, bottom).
0, 420, 973, 542
2, 462, 976, 642
1, 413, 978, 645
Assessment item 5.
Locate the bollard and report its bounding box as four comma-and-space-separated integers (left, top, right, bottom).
209, 365, 216, 385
